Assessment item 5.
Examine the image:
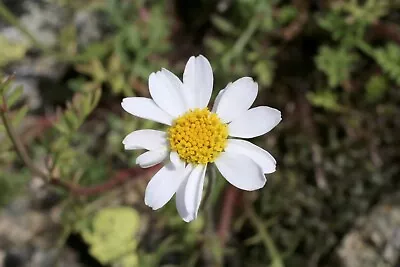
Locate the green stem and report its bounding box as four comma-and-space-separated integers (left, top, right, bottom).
356, 41, 375, 57
222, 7, 264, 67
0, 0, 47, 51
231, 15, 261, 56
201, 165, 216, 211
245, 201, 284, 267
202, 166, 223, 267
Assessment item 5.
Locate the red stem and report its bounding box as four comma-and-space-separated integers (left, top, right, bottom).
49, 164, 162, 197
217, 186, 241, 246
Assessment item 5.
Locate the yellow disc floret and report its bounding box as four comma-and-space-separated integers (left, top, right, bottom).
168, 108, 228, 164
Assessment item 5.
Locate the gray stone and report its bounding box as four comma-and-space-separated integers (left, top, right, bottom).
0, 0, 109, 111
0, 250, 5, 267
0, 193, 81, 267
337, 194, 400, 267
30, 248, 81, 267
20, 0, 69, 48
74, 10, 103, 48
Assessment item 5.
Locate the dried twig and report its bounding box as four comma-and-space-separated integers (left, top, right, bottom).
49, 165, 161, 196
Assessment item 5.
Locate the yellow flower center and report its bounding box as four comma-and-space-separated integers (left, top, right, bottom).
168, 108, 228, 164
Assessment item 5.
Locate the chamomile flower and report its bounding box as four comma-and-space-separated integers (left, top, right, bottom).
122, 55, 281, 222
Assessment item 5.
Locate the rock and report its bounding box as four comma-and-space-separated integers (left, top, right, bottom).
0, 250, 5, 267
0, 0, 69, 48
337, 194, 400, 267
0, 0, 107, 111
21, 0, 69, 48
3, 247, 31, 267
30, 248, 82, 267
0, 194, 82, 267
74, 10, 104, 48
9, 78, 42, 110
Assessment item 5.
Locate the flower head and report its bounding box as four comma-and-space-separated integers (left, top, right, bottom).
122, 55, 281, 222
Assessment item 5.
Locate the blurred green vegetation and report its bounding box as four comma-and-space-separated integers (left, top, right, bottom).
0, 0, 400, 266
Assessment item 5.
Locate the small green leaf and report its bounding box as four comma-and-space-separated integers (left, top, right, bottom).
211, 15, 239, 36
205, 38, 226, 55
6, 85, 24, 108
53, 121, 69, 135
84, 41, 111, 58
0, 75, 14, 95
307, 90, 342, 112
315, 46, 358, 88
11, 105, 29, 126
365, 75, 388, 103
373, 43, 400, 85
277, 5, 298, 25
253, 60, 275, 87
64, 110, 79, 131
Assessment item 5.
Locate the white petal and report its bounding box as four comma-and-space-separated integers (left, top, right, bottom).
122, 130, 167, 150
229, 106, 282, 138
144, 162, 185, 210
149, 70, 186, 117
175, 165, 195, 222
170, 151, 185, 169
211, 82, 232, 113
136, 148, 168, 168
183, 55, 213, 109
161, 68, 183, 91
215, 152, 266, 191
161, 68, 187, 109
215, 77, 258, 123
211, 89, 225, 113
122, 97, 173, 125
184, 164, 207, 221
225, 139, 276, 174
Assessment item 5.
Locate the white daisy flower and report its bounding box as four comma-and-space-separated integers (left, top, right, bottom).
122, 55, 281, 222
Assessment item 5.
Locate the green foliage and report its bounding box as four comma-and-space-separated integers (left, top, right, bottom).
1, 85, 30, 128
365, 75, 389, 103
315, 46, 358, 88
0, 77, 29, 149
211, 15, 240, 36
206, 0, 279, 88
277, 5, 298, 26
54, 88, 101, 135
0, 169, 29, 206
0, 77, 31, 206
371, 43, 400, 85
317, 0, 389, 45
50, 87, 103, 183
337, 0, 390, 24
106, 0, 171, 80
307, 90, 342, 112
75, 56, 134, 96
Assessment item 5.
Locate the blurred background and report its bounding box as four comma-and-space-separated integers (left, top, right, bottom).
0, 0, 400, 266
